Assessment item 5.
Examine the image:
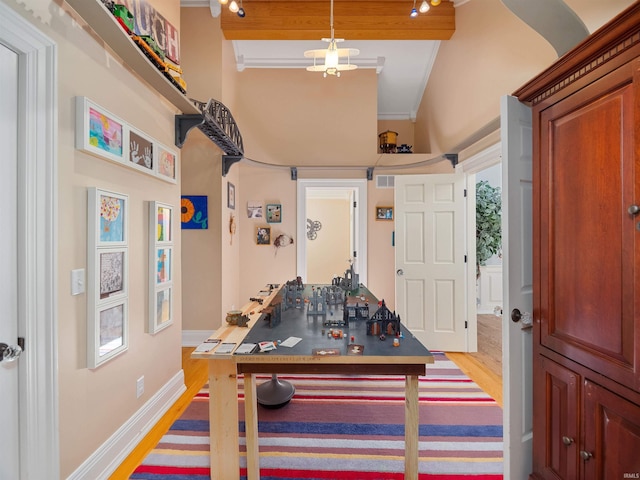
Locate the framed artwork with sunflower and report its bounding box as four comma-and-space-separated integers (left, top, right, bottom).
87, 187, 129, 368
149, 201, 174, 333
181, 195, 208, 229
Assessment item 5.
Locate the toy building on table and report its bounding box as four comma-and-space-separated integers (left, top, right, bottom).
366, 300, 401, 336
283, 277, 304, 309
332, 263, 359, 292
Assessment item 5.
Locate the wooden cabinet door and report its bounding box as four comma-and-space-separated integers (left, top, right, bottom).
538, 61, 640, 390
583, 380, 640, 480
533, 357, 580, 479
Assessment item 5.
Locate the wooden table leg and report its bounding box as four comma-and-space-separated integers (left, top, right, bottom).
208, 359, 240, 478
404, 374, 419, 480
243, 373, 260, 480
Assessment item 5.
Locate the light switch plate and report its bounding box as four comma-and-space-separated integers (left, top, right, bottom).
71, 269, 85, 295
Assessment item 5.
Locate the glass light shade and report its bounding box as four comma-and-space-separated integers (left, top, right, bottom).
419, 0, 430, 13
431, 0, 441, 5
218, 0, 228, 5
410, 7, 418, 17
229, 0, 239, 13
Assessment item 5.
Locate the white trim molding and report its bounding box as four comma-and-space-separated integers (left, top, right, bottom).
0, 2, 59, 478
67, 371, 186, 480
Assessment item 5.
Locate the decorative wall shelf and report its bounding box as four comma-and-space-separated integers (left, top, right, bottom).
66, 0, 199, 115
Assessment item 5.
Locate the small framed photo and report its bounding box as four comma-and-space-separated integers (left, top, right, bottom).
149, 201, 174, 334
156, 143, 178, 184
256, 226, 271, 245
227, 182, 236, 210
266, 204, 282, 223
247, 201, 263, 219
128, 128, 154, 174
76, 96, 124, 164
89, 188, 128, 247
376, 206, 394, 221
155, 247, 172, 284
90, 300, 128, 367
99, 248, 127, 301
154, 286, 173, 329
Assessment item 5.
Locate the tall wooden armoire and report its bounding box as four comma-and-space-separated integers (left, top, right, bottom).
514, 4, 640, 479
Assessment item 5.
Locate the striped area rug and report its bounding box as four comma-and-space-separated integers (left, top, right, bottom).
131, 352, 503, 479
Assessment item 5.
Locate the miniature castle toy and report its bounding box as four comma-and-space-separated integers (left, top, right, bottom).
307, 287, 328, 317
366, 299, 401, 336
283, 276, 304, 309
333, 262, 359, 291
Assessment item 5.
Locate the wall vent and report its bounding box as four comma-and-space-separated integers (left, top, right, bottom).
376, 175, 395, 188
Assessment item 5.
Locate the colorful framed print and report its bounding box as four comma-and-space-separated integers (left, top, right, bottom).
89, 299, 128, 367
181, 195, 208, 229
128, 128, 154, 173
76, 96, 124, 164
155, 203, 173, 243
149, 201, 175, 334
156, 144, 178, 184
256, 226, 271, 245
375, 206, 394, 221
87, 187, 129, 368
154, 286, 173, 329
266, 204, 282, 223
227, 182, 236, 210
156, 247, 172, 284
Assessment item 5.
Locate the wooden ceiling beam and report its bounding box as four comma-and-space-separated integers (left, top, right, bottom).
220, 0, 455, 40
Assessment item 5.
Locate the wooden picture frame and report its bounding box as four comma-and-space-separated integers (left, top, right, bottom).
266, 203, 282, 223
87, 187, 129, 368
149, 201, 174, 333
256, 226, 271, 245
375, 206, 394, 221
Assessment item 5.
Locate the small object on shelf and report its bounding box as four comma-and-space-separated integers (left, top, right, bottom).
225, 310, 243, 325
378, 130, 398, 153
397, 144, 413, 154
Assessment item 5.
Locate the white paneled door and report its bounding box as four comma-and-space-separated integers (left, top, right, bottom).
395, 174, 469, 351
501, 94, 534, 478
0, 41, 21, 479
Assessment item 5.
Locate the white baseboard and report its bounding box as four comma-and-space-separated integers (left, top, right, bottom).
67, 370, 186, 480
182, 329, 214, 346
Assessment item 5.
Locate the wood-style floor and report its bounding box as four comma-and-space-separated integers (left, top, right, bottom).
111, 316, 503, 478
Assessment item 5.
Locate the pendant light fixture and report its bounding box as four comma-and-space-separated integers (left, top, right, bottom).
304, 0, 359, 77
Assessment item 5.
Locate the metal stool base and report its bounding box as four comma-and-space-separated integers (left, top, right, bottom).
256, 374, 295, 409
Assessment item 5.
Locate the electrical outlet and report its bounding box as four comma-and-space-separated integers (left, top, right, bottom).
136, 376, 144, 398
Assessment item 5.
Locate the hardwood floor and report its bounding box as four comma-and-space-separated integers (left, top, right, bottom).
447, 314, 503, 407
112, 322, 503, 477
109, 348, 209, 479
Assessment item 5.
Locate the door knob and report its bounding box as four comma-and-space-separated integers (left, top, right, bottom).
511, 308, 533, 328
562, 436, 574, 446
580, 450, 593, 461
628, 205, 640, 215
396, 269, 404, 276
0, 342, 22, 363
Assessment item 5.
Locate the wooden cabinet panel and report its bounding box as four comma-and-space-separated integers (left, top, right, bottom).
583, 380, 640, 480
534, 357, 580, 479
538, 64, 638, 390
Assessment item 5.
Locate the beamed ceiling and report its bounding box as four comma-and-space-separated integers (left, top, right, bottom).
219, 0, 456, 41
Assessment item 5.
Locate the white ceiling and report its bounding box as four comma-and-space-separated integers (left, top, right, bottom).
180, 0, 465, 120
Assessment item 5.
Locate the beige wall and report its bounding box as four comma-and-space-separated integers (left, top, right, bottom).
6, 0, 184, 476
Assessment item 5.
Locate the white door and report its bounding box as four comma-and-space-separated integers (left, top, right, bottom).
501, 94, 534, 478
395, 174, 469, 351
0, 42, 21, 479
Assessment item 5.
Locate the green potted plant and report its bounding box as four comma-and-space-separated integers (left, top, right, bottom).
476, 180, 502, 278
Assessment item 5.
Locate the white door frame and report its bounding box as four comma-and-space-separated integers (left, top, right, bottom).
296, 179, 368, 286
0, 2, 59, 478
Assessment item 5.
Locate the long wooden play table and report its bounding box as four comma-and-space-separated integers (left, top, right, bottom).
191, 284, 434, 480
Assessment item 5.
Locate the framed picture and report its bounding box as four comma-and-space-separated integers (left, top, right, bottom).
99, 248, 127, 301
92, 300, 128, 365
266, 204, 282, 223
76, 96, 124, 164
154, 286, 173, 329
376, 206, 394, 221
247, 201, 263, 219
149, 201, 174, 334
256, 226, 271, 245
181, 195, 208, 229
87, 187, 129, 368
227, 182, 236, 210
156, 143, 178, 184
128, 128, 154, 173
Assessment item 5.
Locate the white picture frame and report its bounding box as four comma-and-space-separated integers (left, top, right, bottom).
87, 187, 129, 368
149, 201, 174, 333
75, 96, 178, 184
